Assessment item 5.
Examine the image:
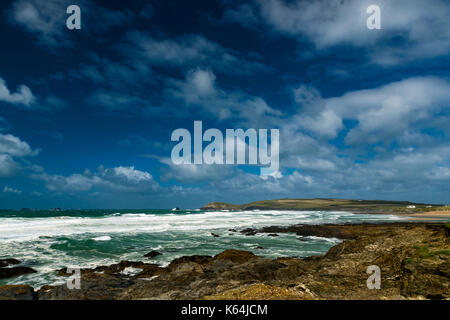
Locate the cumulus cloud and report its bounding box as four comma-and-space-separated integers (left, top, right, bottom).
292, 77, 450, 144
186, 68, 217, 97
9, 0, 70, 47
0, 77, 66, 111
0, 133, 39, 157
157, 156, 233, 183
0, 154, 20, 178
0, 77, 35, 106
34, 166, 159, 194
225, 0, 450, 64
8, 0, 151, 48
0, 132, 39, 178
169, 68, 281, 123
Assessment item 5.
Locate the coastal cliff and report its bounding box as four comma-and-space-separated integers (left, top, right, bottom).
2, 222, 448, 300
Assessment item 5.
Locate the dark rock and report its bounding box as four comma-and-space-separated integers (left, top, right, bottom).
211, 233, 220, 238
38, 274, 135, 300
0, 285, 36, 300
0, 266, 37, 279
213, 249, 257, 264
268, 233, 279, 237
240, 228, 257, 236
0, 258, 21, 268
57, 260, 164, 279
144, 250, 162, 259
31, 223, 450, 300
167, 255, 213, 271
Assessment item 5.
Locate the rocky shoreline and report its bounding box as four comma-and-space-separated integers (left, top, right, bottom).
0, 222, 448, 300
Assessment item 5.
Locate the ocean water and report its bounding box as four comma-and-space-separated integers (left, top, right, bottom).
0, 209, 405, 288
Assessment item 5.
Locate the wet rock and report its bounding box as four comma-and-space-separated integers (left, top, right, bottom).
213, 249, 257, 264
0, 266, 37, 279
144, 250, 162, 259
256, 223, 411, 239
57, 260, 164, 279
0, 258, 21, 268
241, 228, 256, 236
27, 223, 450, 300
0, 285, 36, 300
167, 255, 213, 271
268, 233, 279, 237
211, 233, 220, 238
38, 274, 135, 300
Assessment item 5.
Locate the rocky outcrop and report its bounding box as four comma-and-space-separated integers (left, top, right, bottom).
0, 266, 37, 279
0, 258, 37, 280
57, 260, 165, 279
0, 259, 21, 268
0, 285, 36, 300
144, 251, 162, 259
2, 223, 449, 300
200, 202, 239, 210
213, 249, 256, 264
244, 222, 416, 239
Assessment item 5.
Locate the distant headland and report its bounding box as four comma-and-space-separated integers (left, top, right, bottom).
200, 198, 448, 215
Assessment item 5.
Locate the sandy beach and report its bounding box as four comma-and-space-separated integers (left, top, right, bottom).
402, 210, 450, 220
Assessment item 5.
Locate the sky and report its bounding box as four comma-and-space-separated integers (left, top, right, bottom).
0, 0, 449, 209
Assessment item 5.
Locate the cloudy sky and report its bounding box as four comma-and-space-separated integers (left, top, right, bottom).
0, 0, 449, 209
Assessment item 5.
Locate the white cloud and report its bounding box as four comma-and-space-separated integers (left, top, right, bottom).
10, 0, 67, 47
158, 157, 233, 183
229, 0, 450, 64
35, 166, 158, 194
100, 166, 153, 184
0, 77, 35, 106
0, 133, 39, 157
3, 186, 22, 194
186, 68, 217, 97
292, 77, 450, 144
9, 0, 147, 48
257, 0, 380, 48
0, 132, 39, 178
169, 68, 281, 123
0, 154, 20, 177
296, 109, 343, 139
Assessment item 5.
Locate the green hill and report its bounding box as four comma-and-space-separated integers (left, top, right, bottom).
200, 198, 444, 214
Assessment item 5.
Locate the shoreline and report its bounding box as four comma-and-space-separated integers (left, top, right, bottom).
1, 221, 448, 300
391, 210, 450, 221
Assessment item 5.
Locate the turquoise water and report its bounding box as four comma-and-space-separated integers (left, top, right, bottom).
0, 209, 405, 288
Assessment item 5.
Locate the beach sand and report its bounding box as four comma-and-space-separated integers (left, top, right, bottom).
402, 210, 450, 220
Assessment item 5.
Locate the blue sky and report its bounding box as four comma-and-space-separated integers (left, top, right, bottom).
0, 0, 449, 209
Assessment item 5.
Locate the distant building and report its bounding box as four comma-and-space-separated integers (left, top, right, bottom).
406, 205, 416, 209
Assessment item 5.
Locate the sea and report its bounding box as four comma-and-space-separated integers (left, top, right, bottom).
0, 209, 405, 288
